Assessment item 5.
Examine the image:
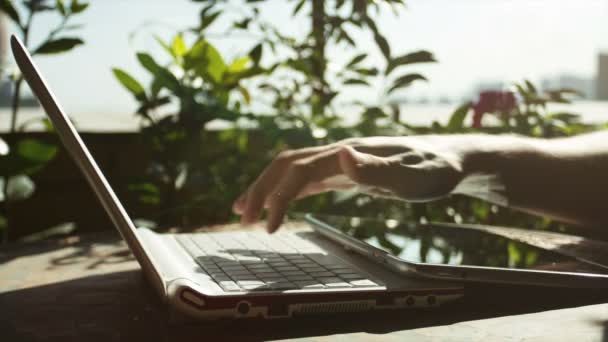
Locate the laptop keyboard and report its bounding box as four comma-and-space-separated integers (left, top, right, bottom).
175, 231, 382, 292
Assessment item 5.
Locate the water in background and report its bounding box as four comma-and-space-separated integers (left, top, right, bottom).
1, 101, 607, 132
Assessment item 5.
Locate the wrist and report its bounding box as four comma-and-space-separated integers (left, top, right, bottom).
451, 134, 542, 205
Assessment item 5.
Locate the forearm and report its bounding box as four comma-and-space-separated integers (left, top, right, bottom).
457, 132, 608, 227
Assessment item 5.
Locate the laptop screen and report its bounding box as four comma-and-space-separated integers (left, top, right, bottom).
313, 215, 608, 274
10, 35, 154, 273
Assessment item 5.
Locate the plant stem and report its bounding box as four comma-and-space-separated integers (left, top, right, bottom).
9, 10, 33, 132
311, 0, 326, 117
9, 78, 22, 133
2, 11, 35, 243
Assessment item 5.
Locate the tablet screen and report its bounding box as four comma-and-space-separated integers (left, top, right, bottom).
313, 215, 608, 274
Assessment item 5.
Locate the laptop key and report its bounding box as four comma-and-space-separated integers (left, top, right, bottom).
236, 280, 265, 287
301, 267, 325, 273
210, 271, 228, 277
292, 261, 316, 267
268, 262, 291, 267
230, 274, 259, 281
309, 271, 334, 277
349, 279, 379, 287
243, 284, 271, 291
222, 267, 248, 273
337, 273, 365, 280
324, 282, 352, 289
285, 255, 308, 261
333, 268, 360, 274
259, 276, 288, 283
247, 263, 271, 269
225, 269, 251, 275
269, 281, 298, 290
318, 277, 344, 285
218, 281, 241, 292
294, 281, 325, 289
213, 276, 232, 282
286, 275, 314, 281
275, 266, 299, 272
252, 271, 279, 277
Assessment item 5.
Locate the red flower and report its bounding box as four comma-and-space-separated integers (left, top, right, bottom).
472, 90, 517, 128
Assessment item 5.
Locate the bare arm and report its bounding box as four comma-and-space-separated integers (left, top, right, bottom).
461, 132, 608, 227
233, 132, 608, 232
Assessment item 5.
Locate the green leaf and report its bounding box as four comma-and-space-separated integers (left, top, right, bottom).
228, 57, 251, 73
249, 43, 263, 65
386, 50, 436, 75
17, 139, 57, 163
112, 68, 146, 101
344, 78, 370, 86
374, 33, 391, 61
233, 18, 251, 30
34, 37, 83, 54
200, 11, 221, 30
238, 85, 251, 104
353, 68, 378, 76
136, 52, 159, 73
5, 175, 35, 202
172, 35, 187, 57
0, 139, 57, 176
56, 0, 66, 16
547, 112, 581, 124
128, 182, 160, 205
364, 17, 390, 60
137, 96, 170, 116
154, 35, 174, 58
185, 39, 226, 83
362, 107, 387, 120
515, 84, 530, 99
524, 79, 537, 95
0, 0, 20, 26
545, 88, 582, 104
70, 0, 88, 13
346, 53, 367, 68
24, 0, 54, 12
337, 28, 355, 46
387, 73, 427, 94
224, 65, 268, 86
447, 102, 472, 132
292, 0, 305, 16
136, 53, 181, 94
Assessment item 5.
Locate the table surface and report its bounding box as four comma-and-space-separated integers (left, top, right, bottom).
3, 222, 608, 341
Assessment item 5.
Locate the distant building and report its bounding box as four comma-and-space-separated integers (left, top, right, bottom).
540, 74, 595, 99
598, 53, 608, 101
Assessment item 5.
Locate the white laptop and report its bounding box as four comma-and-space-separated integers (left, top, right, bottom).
10, 35, 463, 320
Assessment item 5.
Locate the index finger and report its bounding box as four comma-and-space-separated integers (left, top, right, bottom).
265, 147, 345, 233
239, 145, 337, 224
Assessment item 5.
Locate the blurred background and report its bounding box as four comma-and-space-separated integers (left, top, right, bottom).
0, 0, 607, 246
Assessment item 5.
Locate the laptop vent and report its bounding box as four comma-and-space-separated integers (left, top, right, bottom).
296, 301, 372, 315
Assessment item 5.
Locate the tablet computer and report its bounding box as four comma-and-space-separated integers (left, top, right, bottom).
305, 214, 608, 288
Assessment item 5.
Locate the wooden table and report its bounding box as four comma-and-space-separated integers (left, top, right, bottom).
3, 222, 608, 341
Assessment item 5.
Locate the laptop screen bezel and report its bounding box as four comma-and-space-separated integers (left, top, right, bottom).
10, 35, 163, 289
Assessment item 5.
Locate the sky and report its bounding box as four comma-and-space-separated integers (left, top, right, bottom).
3, 0, 608, 118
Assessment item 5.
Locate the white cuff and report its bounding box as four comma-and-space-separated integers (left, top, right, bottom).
452, 173, 508, 206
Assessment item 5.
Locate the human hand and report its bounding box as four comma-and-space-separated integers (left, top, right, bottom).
233, 136, 467, 233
